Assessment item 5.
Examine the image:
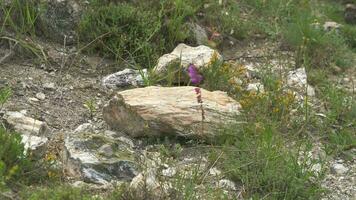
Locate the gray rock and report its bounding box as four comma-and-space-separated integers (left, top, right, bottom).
102, 68, 147, 89
4, 111, 50, 136
38, 0, 83, 44
188, 23, 208, 45
62, 123, 139, 184
331, 163, 348, 175
345, 4, 356, 24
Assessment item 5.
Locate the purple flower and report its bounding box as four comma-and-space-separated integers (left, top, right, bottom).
188, 64, 203, 85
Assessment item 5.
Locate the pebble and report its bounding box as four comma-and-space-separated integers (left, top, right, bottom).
29, 97, 39, 102
162, 167, 176, 177
331, 163, 348, 175
217, 179, 236, 191
43, 82, 56, 90
209, 167, 222, 176
36, 92, 46, 100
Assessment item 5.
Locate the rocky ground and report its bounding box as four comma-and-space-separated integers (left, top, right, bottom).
0, 0, 355, 199
1, 37, 355, 199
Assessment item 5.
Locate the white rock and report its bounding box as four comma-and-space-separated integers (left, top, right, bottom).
102, 68, 147, 89
287, 68, 315, 97
331, 163, 348, 175
162, 167, 177, 177
153, 43, 222, 77
21, 134, 48, 153
209, 167, 222, 176
4, 111, 50, 136
43, 82, 56, 90
246, 82, 264, 93
217, 179, 236, 191
36, 92, 46, 100
29, 97, 39, 102
323, 21, 342, 32
287, 68, 308, 88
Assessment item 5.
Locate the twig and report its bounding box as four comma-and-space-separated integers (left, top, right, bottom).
0, 192, 14, 200
200, 151, 223, 184
0, 40, 17, 64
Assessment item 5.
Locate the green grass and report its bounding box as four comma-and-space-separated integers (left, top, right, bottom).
217, 124, 325, 199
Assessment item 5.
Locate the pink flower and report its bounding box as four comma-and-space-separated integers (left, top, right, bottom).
188, 64, 203, 85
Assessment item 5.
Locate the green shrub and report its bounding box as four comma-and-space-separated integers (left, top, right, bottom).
0, 127, 31, 190
79, 0, 198, 68
283, 15, 352, 69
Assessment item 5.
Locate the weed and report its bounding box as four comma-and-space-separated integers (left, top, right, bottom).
83, 98, 96, 120
0, 0, 40, 36
0, 87, 11, 110
217, 123, 324, 199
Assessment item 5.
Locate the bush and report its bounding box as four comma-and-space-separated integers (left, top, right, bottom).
0, 127, 31, 190
79, 0, 198, 68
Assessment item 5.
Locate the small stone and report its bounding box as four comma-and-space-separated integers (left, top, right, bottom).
102, 68, 147, 89
36, 92, 46, 100
162, 167, 176, 177
331, 163, 348, 175
311, 163, 322, 173
43, 82, 56, 90
29, 97, 39, 102
246, 82, 264, 93
323, 21, 342, 32
217, 179, 236, 191
209, 167, 222, 176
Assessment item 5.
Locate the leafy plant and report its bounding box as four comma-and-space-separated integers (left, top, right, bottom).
83, 98, 96, 119
0, 127, 30, 190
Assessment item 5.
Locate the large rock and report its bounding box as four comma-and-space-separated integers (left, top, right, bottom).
62, 123, 139, 184
103, 86, 241, 140
153, 44, 222, 81
38, 0, 83, 44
